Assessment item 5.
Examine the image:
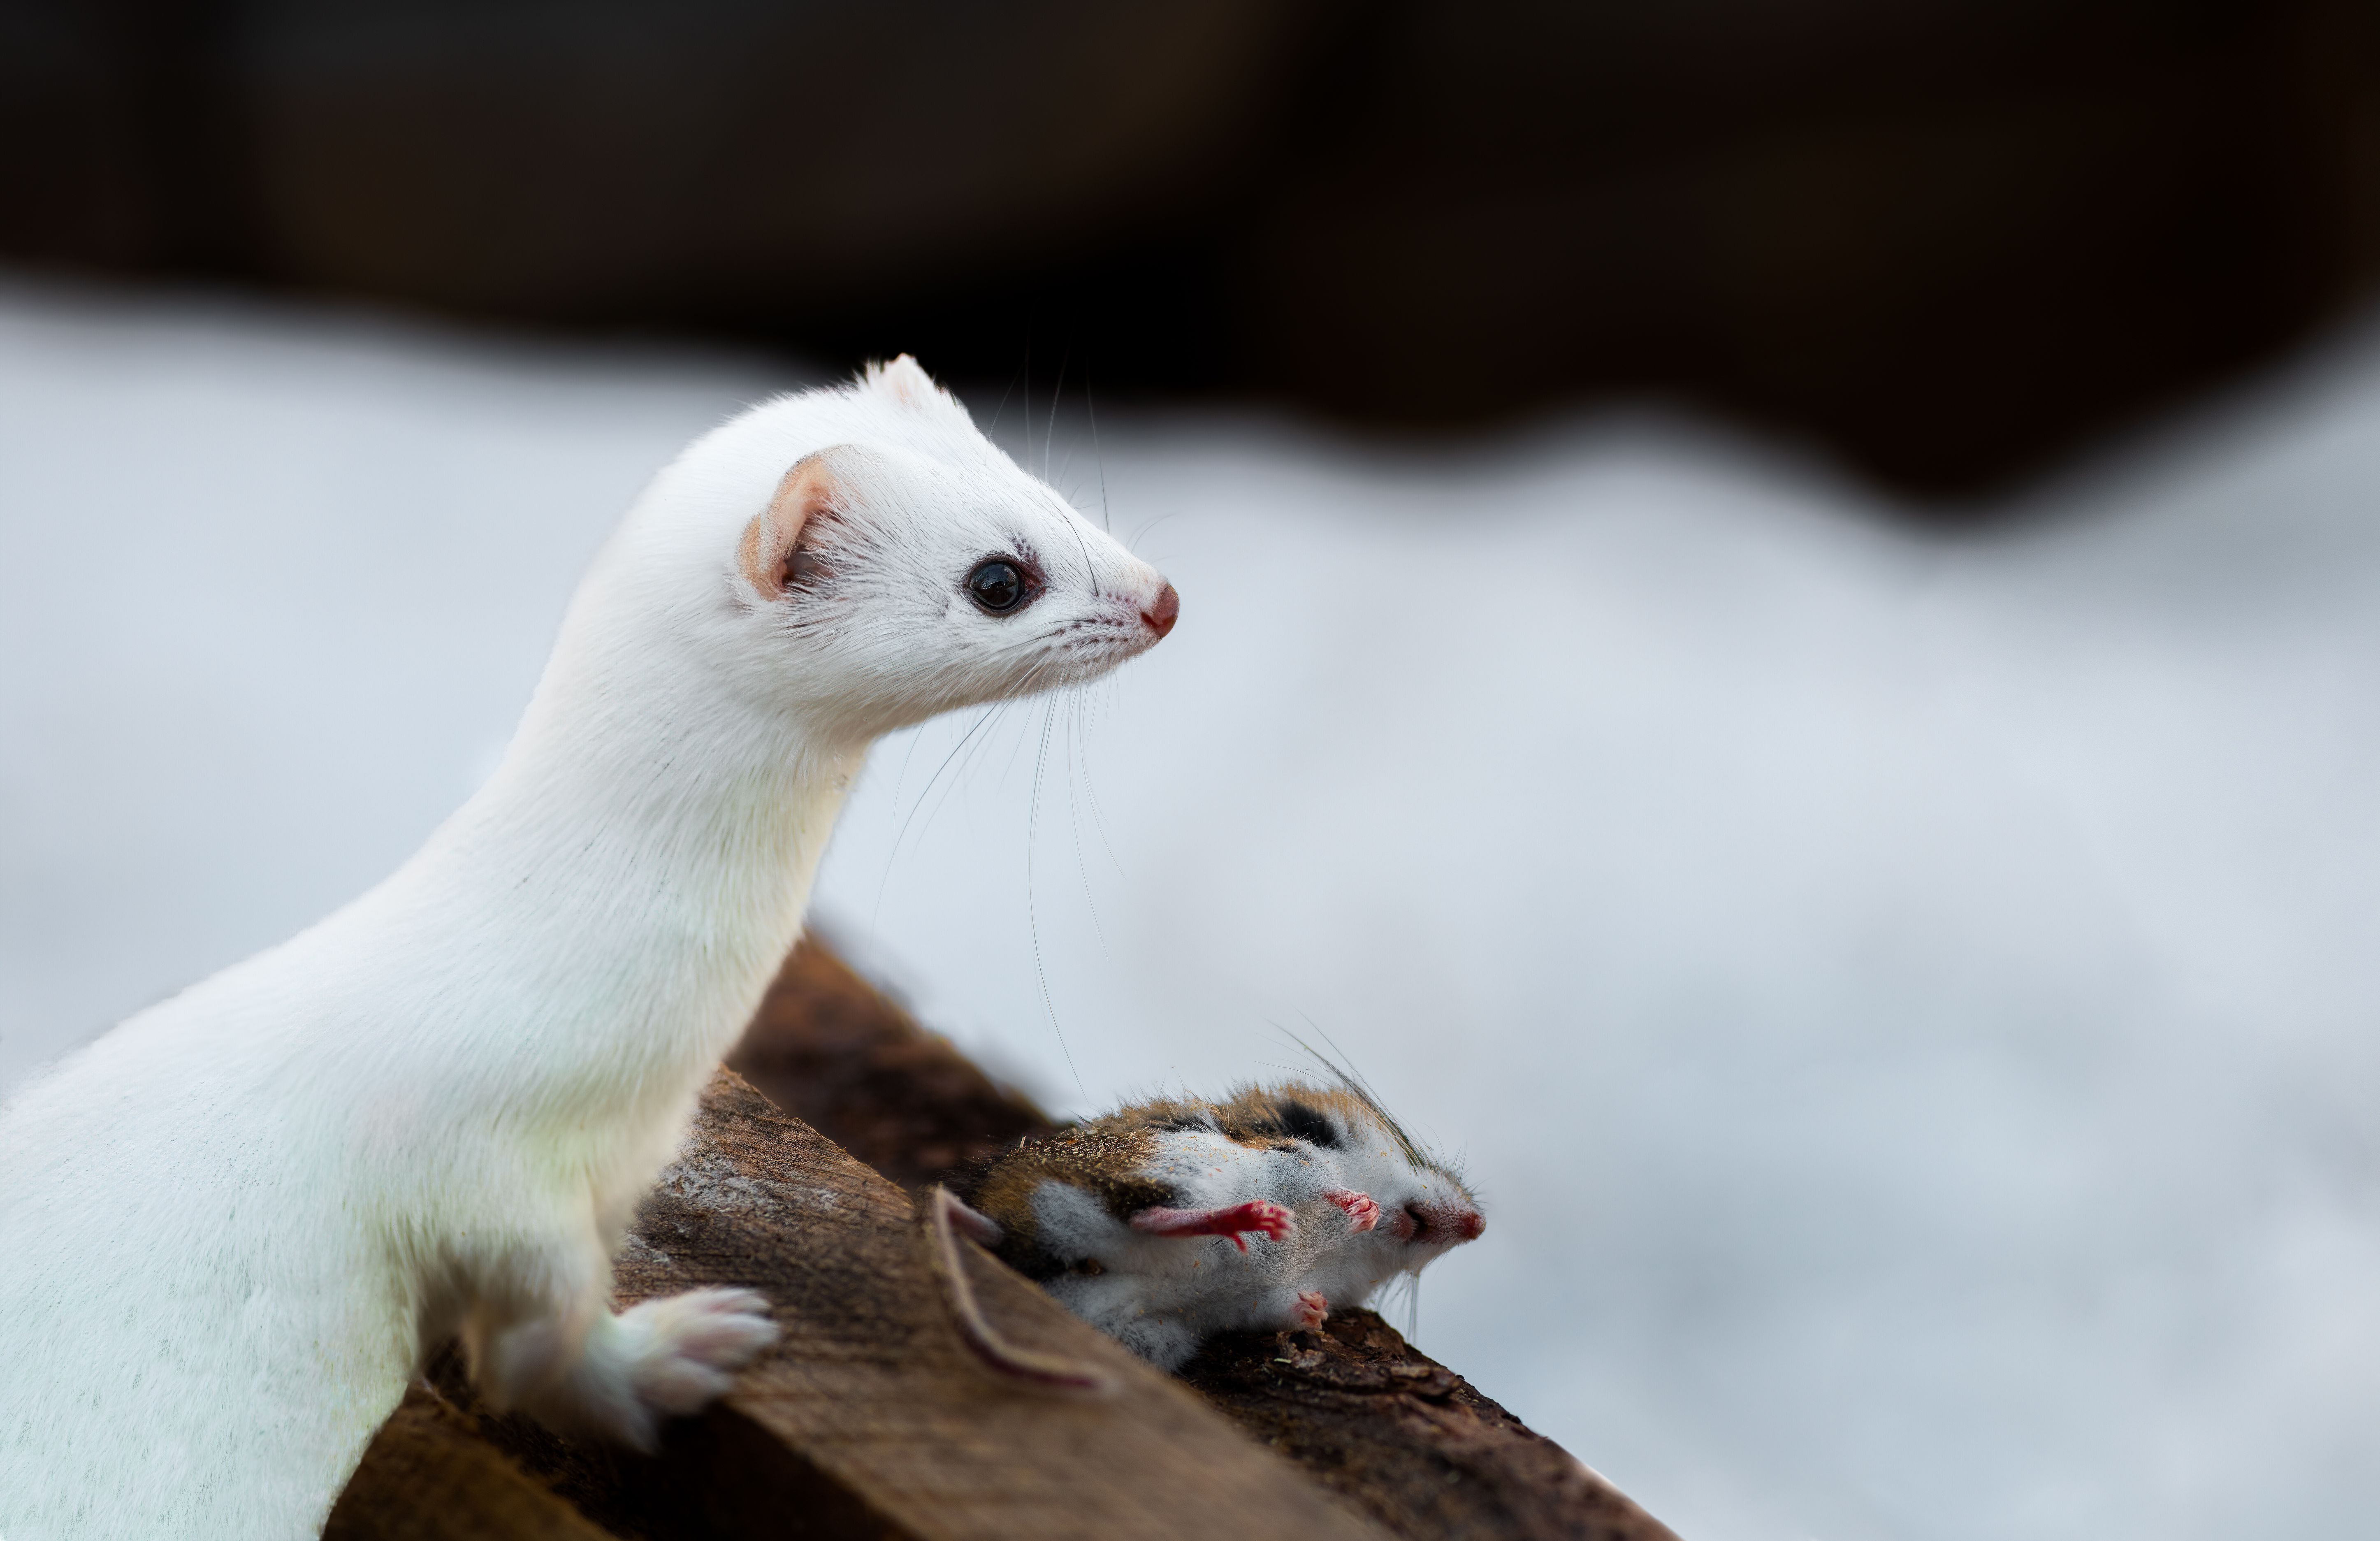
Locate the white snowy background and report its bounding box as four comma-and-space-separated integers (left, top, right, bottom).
3, 276, 2378, 1539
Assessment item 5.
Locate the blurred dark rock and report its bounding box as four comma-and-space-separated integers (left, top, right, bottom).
5, 0, 2377, 498
1249, 0, 2380, 497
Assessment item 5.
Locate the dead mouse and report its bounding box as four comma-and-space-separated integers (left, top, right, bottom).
935, 1079, 1483, 1375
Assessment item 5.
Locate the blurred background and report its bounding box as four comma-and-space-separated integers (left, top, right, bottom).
9, 0, 2380, 497
6, 3, 2380, 1538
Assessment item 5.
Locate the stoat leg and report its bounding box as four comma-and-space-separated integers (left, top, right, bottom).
1323, 1188, 1381, 1232
522, 1289, 778, 1451
1291, 1289, 1330, 1330
1130, 1200, 1295, 1253
465, 1233, 777, 1452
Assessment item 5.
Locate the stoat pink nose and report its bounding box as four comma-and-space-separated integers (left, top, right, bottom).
1451, 1208, 1485, 1242
1141, 582, 1179, 639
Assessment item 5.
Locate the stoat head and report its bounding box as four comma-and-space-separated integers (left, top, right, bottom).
600, 355, 1176, 746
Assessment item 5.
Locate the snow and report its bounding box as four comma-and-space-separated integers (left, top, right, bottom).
4, 276, 2378, 1538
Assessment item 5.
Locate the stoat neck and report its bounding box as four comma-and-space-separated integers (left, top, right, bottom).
392, 646, 865, 1131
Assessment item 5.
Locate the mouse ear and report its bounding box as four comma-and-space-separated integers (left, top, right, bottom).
738, 448, 847, 601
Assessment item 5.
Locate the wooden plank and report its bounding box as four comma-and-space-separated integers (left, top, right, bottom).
1181, 1312, 1679, 1541
324, 1385, 623, 1541
730, 940, 1682, 1540
636, 1069, 1394, 1541
434, 1070, 1392, 1541
339, 940, 1682, 1540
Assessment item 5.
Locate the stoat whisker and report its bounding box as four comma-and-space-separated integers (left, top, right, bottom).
917, 695, 1028, 851
1062, 689, 1118, 957
1026, 685, 1084, 1099
888, 699, 1012, 865
1086, 367, 1111, 535
1043, 346, 1067, 484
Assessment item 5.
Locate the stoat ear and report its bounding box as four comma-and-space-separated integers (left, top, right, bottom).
737, 448, 845, 600
870, 353, 944, 412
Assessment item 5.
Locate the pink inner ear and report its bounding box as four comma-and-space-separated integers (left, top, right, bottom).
738, 454, 837, 599
877, 353, 935, 408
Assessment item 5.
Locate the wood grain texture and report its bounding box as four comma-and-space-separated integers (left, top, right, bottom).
431, 1070, 1393, 1541
324, 1385, 621, 1541
729, 940, 1680, 1539
1181, 1313, 1679, 1541
338, 939, 1682, 1540
634, 1069, 1393, 1541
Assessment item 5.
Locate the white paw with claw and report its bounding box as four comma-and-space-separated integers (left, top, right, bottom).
556, 1287, 780, 1451
623, 1288, 780, 1412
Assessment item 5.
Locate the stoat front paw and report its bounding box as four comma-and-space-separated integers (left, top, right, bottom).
621, 1287, 779, 1411
567, 1287, 779, 1451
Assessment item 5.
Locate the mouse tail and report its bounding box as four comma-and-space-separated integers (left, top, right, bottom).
921, 1185, 1118, 1397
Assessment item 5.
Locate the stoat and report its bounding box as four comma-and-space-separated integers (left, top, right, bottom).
946, 1080, 1483, 1373
0, 357, 1178, 1540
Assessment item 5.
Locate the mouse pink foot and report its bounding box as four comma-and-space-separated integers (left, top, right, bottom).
1130, 1200, 1296, 1252
1293, 1290, 1330, 1330
1323, 1188, 1381, 1233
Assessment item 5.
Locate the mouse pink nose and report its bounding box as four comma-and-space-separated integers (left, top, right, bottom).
1401, 1203, 1485, 1243
1141, 582, 1179, 639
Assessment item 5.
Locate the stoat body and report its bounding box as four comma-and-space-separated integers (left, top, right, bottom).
953, 1081, 1483, 1371
0, 358, 1176, 1540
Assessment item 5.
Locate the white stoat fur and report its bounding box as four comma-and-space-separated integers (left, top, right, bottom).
0, 357, 1176, 1541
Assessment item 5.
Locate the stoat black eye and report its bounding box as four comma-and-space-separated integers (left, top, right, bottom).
966, 558, 1032, 614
